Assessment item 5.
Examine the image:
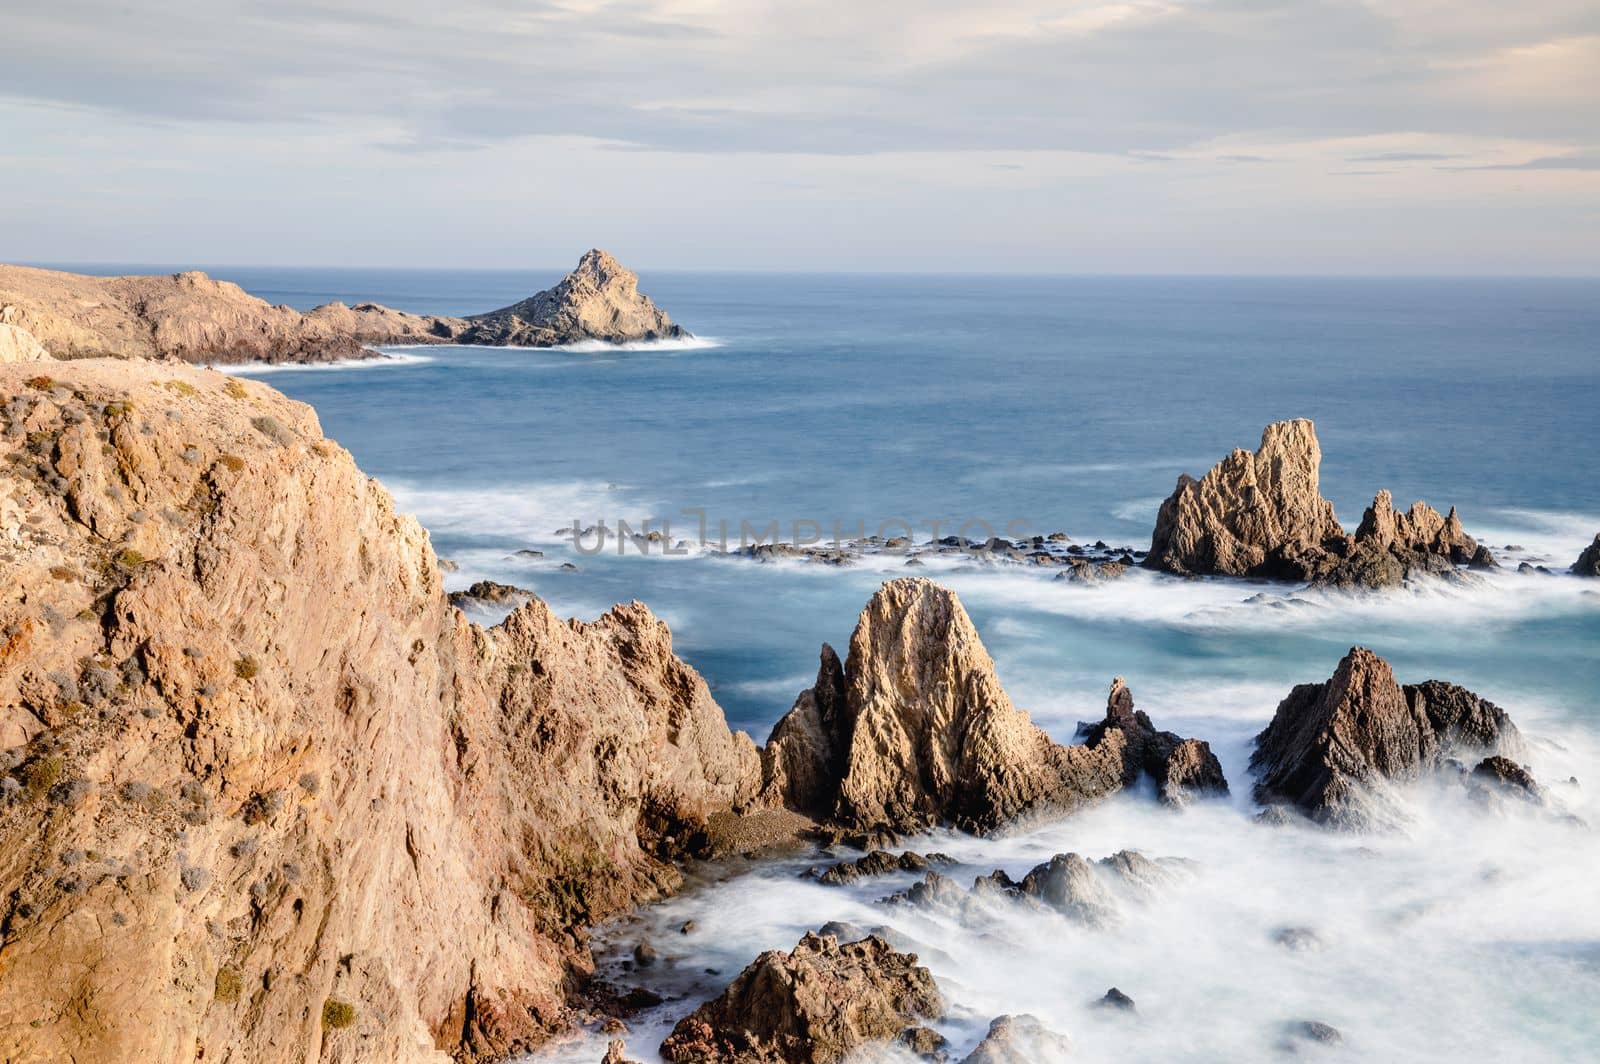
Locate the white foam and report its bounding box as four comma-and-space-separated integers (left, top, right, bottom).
215, 352, 434, 375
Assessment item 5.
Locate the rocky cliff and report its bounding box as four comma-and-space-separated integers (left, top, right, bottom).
0, 357, 758, 1062
0, 250, 683, 364
0, 324, 52, 364
761, 578, 1224, 834
1251, 647, 1523, 828
1573, 534, 1600, 577
1146, 419, 1493, 586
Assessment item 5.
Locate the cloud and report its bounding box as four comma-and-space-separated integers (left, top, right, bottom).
1447, 154, 1600, 171
1349, 151, 1467, 162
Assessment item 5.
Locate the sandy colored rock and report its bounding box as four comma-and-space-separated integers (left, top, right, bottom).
1573, 534, 1600, 577
1078, 677, 1228, 805
763, 579, 1220, 834
0, 250, 685, 364
0, 357, 760, 1063
0, 322, 52, 363
1146, 419, 1492, 586
1251, 647, 1523, 828
1147, 418, 1342, 579
457, 249, 684, 346
658, 931, 944, 1063
960, 1014, 1072, 1064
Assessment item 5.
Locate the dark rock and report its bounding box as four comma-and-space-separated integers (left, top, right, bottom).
815, 850, 950, 886
1471, 755, 1541, 800
1273, 926, 1325, 952
1096, 987, 1136, 1011
897, 1024, 949, 1060
1285, 1019, 1344, 1046
1573, 534, 1600, 577
447, 580, 533, 608
1251, 647, 1523, 828
659, 931, 944, 1063
632, 941, 657, 968
1078, 678, 1229, 805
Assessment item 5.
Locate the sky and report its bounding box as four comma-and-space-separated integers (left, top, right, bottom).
2, 0, 1598, 274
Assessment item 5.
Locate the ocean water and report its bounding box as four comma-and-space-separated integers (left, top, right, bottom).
86, 265, 1600, 1060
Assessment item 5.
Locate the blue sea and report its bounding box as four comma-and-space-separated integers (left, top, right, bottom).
69, 264, 1600, 1061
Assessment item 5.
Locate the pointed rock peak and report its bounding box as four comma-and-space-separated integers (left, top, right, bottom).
573, 247, 627, 279
1574, 534, 1600, 576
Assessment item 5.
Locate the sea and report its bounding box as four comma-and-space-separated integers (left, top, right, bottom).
64, 264, 1600, 1061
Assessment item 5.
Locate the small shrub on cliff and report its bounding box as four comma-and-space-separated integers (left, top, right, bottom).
163, 380, 198, 397
240, 789, 284, 826
22, 756, 64, 798
217, 454, 246, 473
214, 967, 243, 1004
223, 379, 249, 400
234, 656, 259, 680
112, 549, 147, 571
322, 999, 357, 1029
251, 415, 295, 447
25, 376, 54, 392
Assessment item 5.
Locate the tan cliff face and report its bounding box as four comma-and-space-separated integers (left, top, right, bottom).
0, 357, 757, 1063
0, 250, 683, 365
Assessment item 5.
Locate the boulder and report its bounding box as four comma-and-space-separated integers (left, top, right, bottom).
447, 579, 535, 608
0, 322, 51, 363
960, 1014, 1072, 1063
813, 849, 950, 886
1251, 647, 1523, 827
1096, 987, 1136, 1012
762, 579, 1222, 834
1573, 534, 1600, 577
658, 931, 944, 1063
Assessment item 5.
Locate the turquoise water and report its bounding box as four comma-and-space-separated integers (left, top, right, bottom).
90, 265, 1600, 1060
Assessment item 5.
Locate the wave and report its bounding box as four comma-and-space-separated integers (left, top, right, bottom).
382, 336, 724, 355
215, 352, 434, 375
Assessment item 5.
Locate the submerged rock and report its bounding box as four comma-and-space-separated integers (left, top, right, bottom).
1573, 534, 1600, 577
960, 1014, 1073, 1063
813, 849, 952, 886
1145, 419, 1491, 587
1470, 755, 1542, 801
1251, 647, 1523, 828
762, 578, 1223, 834
447, 579, 535, 608
1096, 986, 1137, 1011
658, 931, 944, 1063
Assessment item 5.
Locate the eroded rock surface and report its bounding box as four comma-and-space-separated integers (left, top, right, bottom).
0, 250, 685, 364
657, 931, 944, 1063
0, 358, 760, 1062
1078, 677, 1228, 805
960, 1014, 1072, 1063
0, 322, 51, 363
1147, 419, 1492, 587
762, 579, 1221, 834
1251, 647, 1523, 827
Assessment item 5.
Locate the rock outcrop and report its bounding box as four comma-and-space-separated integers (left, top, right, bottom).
762, 578, 1223, 834
657, 931, 944, 1063
0, 250, 685, 364
1251, 647, 1523, 827
1573, 534, 1600, 577
1078, 677, 1228, 806
961, 1014, 1072, 1064
0, 323, 51, 363
1146, 419, 1492, 586
965, 849, 1185, 929
455, 249, 684, 346
0, 358, 760, 1062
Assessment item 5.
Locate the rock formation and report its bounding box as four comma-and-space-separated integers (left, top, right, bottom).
963, 849, 1185, 929
762, 578, 1224, 834
1078, 677, 1229, 805
1573, 534, 1600, 577
0, 322, 51, 363
961, 1014, 1072, 1063
0, 357, 761, 1062
1251, 647, 1523, 827
1146, 419, 1493, 586
454, 249, 684, 346
0, 250, 685, 364
657, 931, 944, 1063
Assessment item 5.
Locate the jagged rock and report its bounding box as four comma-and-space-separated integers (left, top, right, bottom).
762, 579, 1220, 834
1078, 678, 1228, 805
1251, 647, 1523, 828
761, 644, 850, 815
881, 870, 974, 914
960, 1014, 1073, 1063
1470, 756, 1542, 800
456, 250, 684, 346
0, 251, 686, 363
1147, 419, 1343, 579
1053, 559, 1127, 583
1146, 419, 1491, 586
447, 579, 534, 608
658, 931, 944, 1063
1574, 535, 1600, 577
1283, 1019, 1344, 1047
0, 322, 51, 363
940, 849, 1181, 929
813, 849, 951, 886
601, 1040, 642, 1064
0, 358, 764, 1063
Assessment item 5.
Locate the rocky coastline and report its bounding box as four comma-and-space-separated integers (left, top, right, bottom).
0, 356, 1587, 1063
0, 249, 683, 365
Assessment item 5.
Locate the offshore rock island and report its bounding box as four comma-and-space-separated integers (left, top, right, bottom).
0, 249, 684, 365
